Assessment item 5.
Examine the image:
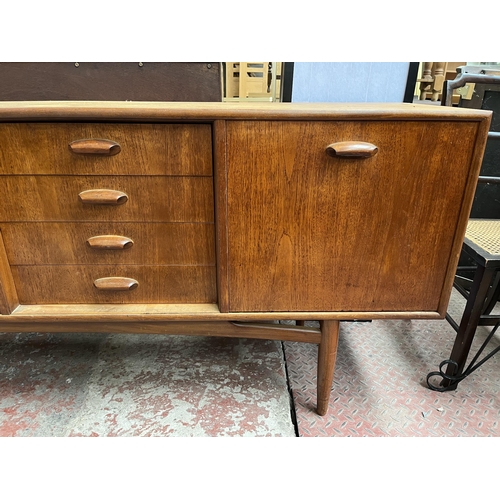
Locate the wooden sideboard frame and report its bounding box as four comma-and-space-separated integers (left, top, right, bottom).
0, 101, 492, 415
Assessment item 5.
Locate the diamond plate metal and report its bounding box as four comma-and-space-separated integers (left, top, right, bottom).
285, 290, 500, 437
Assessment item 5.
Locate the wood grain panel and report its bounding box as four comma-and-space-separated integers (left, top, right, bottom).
0, 176, 214, 222
227, 120, 480, 312
11, 265, 217, 304
1, 222, 215, 265
0, 123, 212, 176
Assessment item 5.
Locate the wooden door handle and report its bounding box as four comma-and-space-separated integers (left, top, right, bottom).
326, 141, 378, 158
69, 139, 121, 156
94, 277, 138, 291
87, 235, 134, 250
78, 189, 128, 205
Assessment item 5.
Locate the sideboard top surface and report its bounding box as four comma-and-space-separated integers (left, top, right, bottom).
0, 101, 492, 122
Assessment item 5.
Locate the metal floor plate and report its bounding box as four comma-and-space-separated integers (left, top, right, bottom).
285, 289, 500, 437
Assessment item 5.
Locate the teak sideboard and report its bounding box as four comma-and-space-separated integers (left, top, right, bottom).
0, 101, 491, 415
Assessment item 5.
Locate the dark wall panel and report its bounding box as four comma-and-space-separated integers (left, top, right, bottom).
0, 62, 222, 102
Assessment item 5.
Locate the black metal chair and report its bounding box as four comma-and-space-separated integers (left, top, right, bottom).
427, 67, 500, 391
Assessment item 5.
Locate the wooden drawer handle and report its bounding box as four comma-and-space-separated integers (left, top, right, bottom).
94, 277, 138, 291
69, 139, 121, 156
87, 235, 134, 250
326, 141, 378, 158
78, 189, 128, 205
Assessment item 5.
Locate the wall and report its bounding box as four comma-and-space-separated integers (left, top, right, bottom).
291, 62, 410, 102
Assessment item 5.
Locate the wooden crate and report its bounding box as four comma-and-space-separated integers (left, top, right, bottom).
225, 62, 281, 101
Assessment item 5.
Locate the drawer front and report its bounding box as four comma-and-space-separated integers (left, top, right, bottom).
0, 123, 213, 176
226, 120, 480, 312
0, 176, 214, 222
1, 222, 215, 265
11, 265, 217, 304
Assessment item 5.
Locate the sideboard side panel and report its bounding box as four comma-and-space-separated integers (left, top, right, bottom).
0, 231, 19, 314
436, 114, 491, 315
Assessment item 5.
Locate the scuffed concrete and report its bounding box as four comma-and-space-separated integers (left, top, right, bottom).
0, 332, 295, 437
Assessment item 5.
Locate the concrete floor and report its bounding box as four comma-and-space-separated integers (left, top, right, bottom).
1, 289, 499, 437
0, 333, 294, 436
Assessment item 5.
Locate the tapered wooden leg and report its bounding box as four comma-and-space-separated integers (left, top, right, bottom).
296, 320, 306, 326
317, 320, 340, 415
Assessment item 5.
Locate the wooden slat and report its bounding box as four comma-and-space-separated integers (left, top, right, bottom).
0, 101, 492, 123
0, 319, 321, 343
0, 176, 214, 222
8, 303, 442, 322
0, 231, 19, 314
225, 63, 239, 99
12, 303, 221, 316
0, 123, 213, 176
239, 62, 269, 98
213, 120, 230, 312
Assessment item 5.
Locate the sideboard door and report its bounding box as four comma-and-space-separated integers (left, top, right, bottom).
226, 120, 480, 313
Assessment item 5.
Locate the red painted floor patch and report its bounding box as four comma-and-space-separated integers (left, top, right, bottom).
0, 334, 294, 437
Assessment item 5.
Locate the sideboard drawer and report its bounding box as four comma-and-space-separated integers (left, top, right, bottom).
11, 265, 217, 304
0, 176, 214, 222
0, 123, 213, 176
1, 222, 215, 265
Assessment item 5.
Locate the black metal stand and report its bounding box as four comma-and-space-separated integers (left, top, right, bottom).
427, 323, 500, 391
428, 68, 500, 392
427, 223, 500, 392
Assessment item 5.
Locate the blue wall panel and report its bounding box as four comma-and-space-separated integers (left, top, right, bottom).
291, 62, 410, 103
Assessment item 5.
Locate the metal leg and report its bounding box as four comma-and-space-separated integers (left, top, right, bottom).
483, 272, 500, 315
428, 265, 497, 391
